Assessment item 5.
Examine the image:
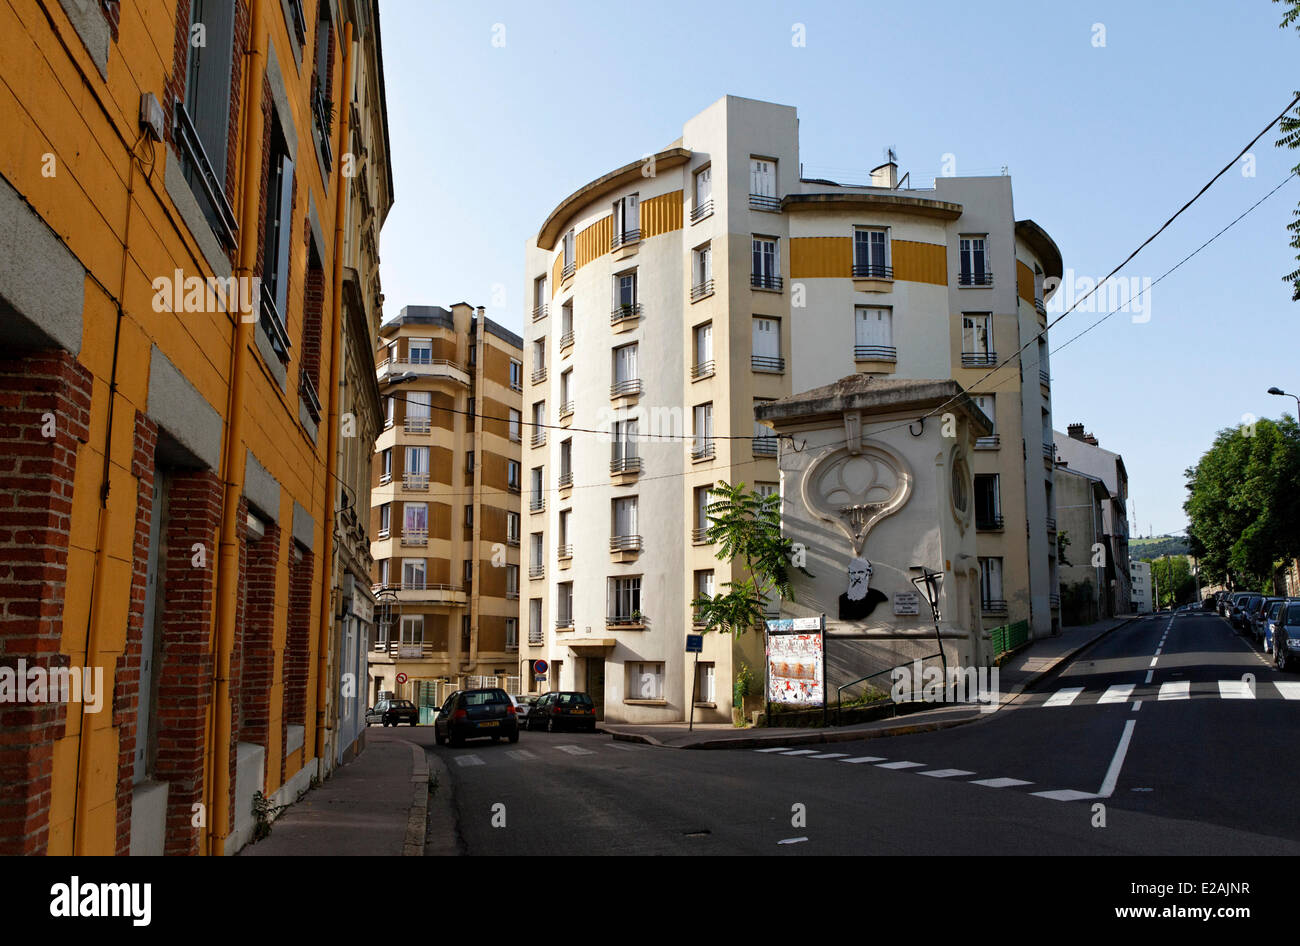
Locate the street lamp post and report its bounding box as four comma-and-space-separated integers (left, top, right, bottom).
1267, 386, 1300, 418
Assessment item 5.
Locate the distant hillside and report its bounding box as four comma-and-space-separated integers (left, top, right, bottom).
1132, 535, 1190, 559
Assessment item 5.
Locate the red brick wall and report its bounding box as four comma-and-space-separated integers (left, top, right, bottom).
153, 470, 222, 856
281, 547, 313, 782
301, 230, 324, 389
0, 350, 92, 855
112, 411, 158, 855
237, 513, 280, 755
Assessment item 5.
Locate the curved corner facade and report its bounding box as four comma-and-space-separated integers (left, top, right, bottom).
522, 95, 1064, 725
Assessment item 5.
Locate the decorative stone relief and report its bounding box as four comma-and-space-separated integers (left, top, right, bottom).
801, 438, 912, 556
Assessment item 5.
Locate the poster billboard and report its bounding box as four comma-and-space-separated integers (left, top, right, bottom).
765, 618, 825, 706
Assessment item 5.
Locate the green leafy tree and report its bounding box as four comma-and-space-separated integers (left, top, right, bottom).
1277, 1, 1300, 299
1146, 556, 1196, 608
691, 481, 808, 634
1183, 416, 1300, 588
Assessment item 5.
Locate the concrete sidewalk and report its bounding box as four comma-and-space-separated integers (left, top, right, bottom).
239, 733, 429, 856
603, 613, 1142, 750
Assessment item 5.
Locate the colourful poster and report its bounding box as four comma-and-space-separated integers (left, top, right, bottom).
765, 629, 824, 706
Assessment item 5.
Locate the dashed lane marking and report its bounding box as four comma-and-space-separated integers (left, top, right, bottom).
455, 754, 484, 767
875, 761, 925, 769
918, 768, 976, 778
971, 777, 1033, 788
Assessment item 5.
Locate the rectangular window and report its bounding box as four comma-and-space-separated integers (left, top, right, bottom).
560, 438, 572, 484
694, 485, 714, 540
560, 302, 573, 342
259, 116, 296, 361
693, 322, 713, 374
529, 598, 543, 643
464, 505, 474, 528
505, 618, 518, 650
962, 314, 994, 364
403, 502, 427, 538
612, 496, 639, 539
959, 235, 991, 285
752, 317, 781, 371
613, 194, 640, 244
531, 401, 546, 445
560, 369, 573, 412
613, 270, 638, 312
466, 450, 475, 473
179, 0, 237, 244
854, 306, 894, 361
559, 508, 571, 548
853, 228, 890, 278
558, 582, 574, 627
562, 229, 575, 273
405, 390, 432, 433
752, 236, 780, 288
530, 532, 544, 572
754, 399, 776, 455
693, 403, 714, 457
693, 244, 713, 296
750, 157, 777, 197
379, 502, 391, 537
385, 396, 395, 427
611, 419, 639, 466
401, 558, 426, 590
610, 577, 642, 622
408, 338, 432, 364
509, 408, 522, 442
533, 275, 548, 318
381, 448, 392, 483
693, 166, 713, 220
695, 662, 716, 704
506, 564, 519, 598
507, 461, 521, 492
975, 474, 1001, 528
377, 558, 390, 589
612, 342, 639, 396
509, 359, 523, 392
694, 569, 715, 626
506, 511, 520, 545
530, 467, 544, 511
533, 338, 546, 373
400, 615, 424, 645
979, 557, 1005, 608
628, 661, 663, 700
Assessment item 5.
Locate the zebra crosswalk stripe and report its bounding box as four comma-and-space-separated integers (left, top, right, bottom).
1218, 680, 1255, 700
1097, 684, 1135, 704
1043, 687, 1084, 707
1158, 681, 1190, 700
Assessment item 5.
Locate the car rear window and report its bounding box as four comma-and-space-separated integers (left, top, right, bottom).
392, 701, 414, 709
557, 693, 593, 706
464, 690, 509, 706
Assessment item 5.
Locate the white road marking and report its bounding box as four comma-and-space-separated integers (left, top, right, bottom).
806, 752, 850, 759
918, 768, 976, 778
839, 756, 887, 764
875, 761, 925, 769
505, 750, 536, 761
1275, 682, 1300, 700
1144, 670, 1154, 684
554, 744, 594, 756
1158, 681, 1190, 700
777, 837, 808, 845
779, 749, 822, 756
1131, 700, 1142, 711
1218, 680, 1255, 699
1154, 648, 1162, 656
971, 777, 1033, 788
455, 754, 484, 767
1031, 789, 1099, 801
1148, 657, 1159, 667
1097, 684, 1135, 704
754, 746, 796, 752
1043, 687, 1084, 707
604, 742, 643, 751
1098, 719, 1136, 798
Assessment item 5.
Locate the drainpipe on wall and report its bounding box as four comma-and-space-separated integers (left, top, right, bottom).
208, 0, 266, 856
315, 18, 355, 767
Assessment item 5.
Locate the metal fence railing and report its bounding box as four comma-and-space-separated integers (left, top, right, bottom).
989, 619, 1030, 657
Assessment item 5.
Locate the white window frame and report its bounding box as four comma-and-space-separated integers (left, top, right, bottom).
401, 557, 426, 590
628, 660, 663, 700
853, 226, 890, 275
508, 408, 522, 442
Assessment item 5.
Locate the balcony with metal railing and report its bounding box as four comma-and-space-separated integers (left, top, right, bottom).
1042, 442, 1055, 460
1039, 370, 1050, 387
691, 360, 715, 380
532, 366, 547, 384
557, 544, 573, 561
559, 402, 574, 420
977, 515, 1004, 532
751, 273, 783, 291
691, 441, 715, 461
609, 455, 641, 475
299, 366, 322, 423
531, 429, 546, 447
958, 271, 994, 287
311, 86, 333, 171
558, 470, 573, 488
961, 352, 997, 368
532, 303, 548, 321
404, 415, 431, 435
402, 472, 429, 491
751, 354, 785, 373
610, 378, 642, 399
854, 345, 897, 362
692, 525, 711, 545
609, 535, 643, 553
851, 263, 894, 279
173, 100, 239, 247
611, 302, 642, 325
530, 496, 545, 512
607, 612, 648, 628
753, 437, 778, 457
981, 598, 1008, 615
975, 434, 1001, 450
400, 529, 427, 547
376, 357, 470, 387
529, 563, 544, 579
610, 228, 641, 250
691, 198, 714, 223
749, 193, 781, 212
691, 279, 714, 302
559, 330, 574, 350
561, 260, 576, 281
1049, 593, 1061, 609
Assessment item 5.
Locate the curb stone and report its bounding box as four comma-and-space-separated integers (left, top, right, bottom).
403, 741, 429, 856
422, 750, 459, 857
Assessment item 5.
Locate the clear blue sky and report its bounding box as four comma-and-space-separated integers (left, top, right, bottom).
375, 0, 1300, 538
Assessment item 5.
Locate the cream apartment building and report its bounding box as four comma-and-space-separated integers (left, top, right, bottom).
521, 95, 1063, 724
369, 304, 523, 705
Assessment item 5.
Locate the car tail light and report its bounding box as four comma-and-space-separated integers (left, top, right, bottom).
506, 704, 516, 715
453, 709, 467, 720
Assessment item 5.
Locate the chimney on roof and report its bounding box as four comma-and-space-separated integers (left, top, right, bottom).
871, 149, 898, 188
1067, 423, 1086, 441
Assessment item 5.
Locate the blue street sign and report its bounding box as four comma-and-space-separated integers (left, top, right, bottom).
685, 634, 704, 653
533, 659, 549, 675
